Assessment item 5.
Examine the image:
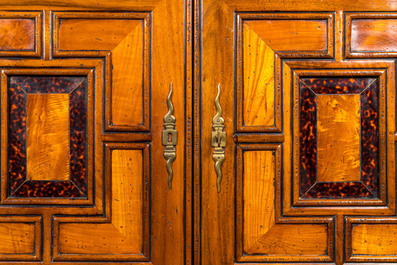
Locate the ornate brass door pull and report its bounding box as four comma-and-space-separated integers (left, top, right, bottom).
211, 84, 226, 193
162, 83, 177, 190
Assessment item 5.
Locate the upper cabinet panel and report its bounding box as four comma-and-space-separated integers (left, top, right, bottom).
53, 12, 150, 132
346, 13, 397, 57
0, 12, 41, 57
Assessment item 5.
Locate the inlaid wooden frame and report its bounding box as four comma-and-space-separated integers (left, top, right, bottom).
1, 68, 94, 205
0, 59, 105, 216
281, 60, 396, 216
52, 12, 151, 132
235, 143, 335, 263
345, 12, 397, 58
345, 217, 397, 262
0, 11, 42, 57
236, 12, 334, 133
292, 69, 387, 207
52, 142, 151, 262
0, 216, 42, 261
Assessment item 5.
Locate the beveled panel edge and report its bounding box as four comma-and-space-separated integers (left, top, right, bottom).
278, 60, 397, 215
0, 68, 94, 205
52, 12, 151, 132
235, 143, 335, 263
292, 69, 388, 207
52, 142, 151, 262
0, 60, 105, 216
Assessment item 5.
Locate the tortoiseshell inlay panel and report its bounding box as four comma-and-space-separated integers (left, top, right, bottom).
299, 77, 379, 199
8, 76, 87, 198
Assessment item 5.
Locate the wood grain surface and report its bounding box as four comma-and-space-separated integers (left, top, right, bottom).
59, 149, 143, 254
0, 222, 35, 254
317, 94, 361, 182
26, 94, 69, 181
352, 223, 397, 255
351, 18, 397, 52
243, 25, 275, 127
245, 19, 328, 52
243, 151, 275, 251
0, 18, 34, 51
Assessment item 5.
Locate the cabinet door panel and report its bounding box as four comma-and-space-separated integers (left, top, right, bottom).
0, 1, 192, 264
199, 1, 397, 264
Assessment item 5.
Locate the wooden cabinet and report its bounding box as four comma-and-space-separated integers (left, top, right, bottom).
0, 0, 397, 264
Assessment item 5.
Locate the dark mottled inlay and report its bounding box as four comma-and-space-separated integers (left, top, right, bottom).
8, 82, 27, 193
11, 76, 85, 94
8, 76, 88, 198
304, 182, 374, 199
299, 77, 379, 199
360, 82, 379, 193
69, 81, 87, 194
12, 181, 85, 197
299, 82, 317, 195
300, 77, 375, 94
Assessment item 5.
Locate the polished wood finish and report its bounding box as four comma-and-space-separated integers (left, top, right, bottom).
199, 1, 397, 265
26, 94, 70, 181
2, 0, 397, 264
246, 19, 327, 51
0, 0, 192, 264
243, 26, 275, 128
57, 147, 145, 258
0, 19, 34, 50
316, 94, 361, 182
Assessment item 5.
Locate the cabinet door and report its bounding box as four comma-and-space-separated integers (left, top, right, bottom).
0, 1, 193, 264
199, 0, 397, 264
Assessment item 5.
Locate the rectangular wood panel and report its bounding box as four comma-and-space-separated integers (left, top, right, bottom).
317, 94, 361, 182
243, 25, 275, 128
58, 19, 142, 51
59, 149, 144, 255
243, 150, 275, 252
245, 19, 328, 52
26, 93, 70, 181
0, 222, 36, 253
0, 19, 35, 50
351, 223, 397, 255
55, 13, 150, 131
351, 19, 397, 52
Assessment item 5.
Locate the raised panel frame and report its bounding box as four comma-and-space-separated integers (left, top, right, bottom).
235, 143, 335, 263
0, 59, 105, 215
0, 11, 41, 57
52, 12, 151, 132
236, 12, 334, 133
52, 142, 151, 262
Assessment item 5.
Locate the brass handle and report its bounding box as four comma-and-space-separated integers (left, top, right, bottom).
211, 84, 226, 193
162, 83, 177, 190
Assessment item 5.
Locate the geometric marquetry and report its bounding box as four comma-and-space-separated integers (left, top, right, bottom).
0, 67, 97, 206
0, 0, 188, 263
299, 77, 380, 199
53, 12, 151, 132
236, 12, 334, 133
53, 143, 150, 262
236, 144, 334, 262
242, 26, 275, 129
7, 75, 88, 198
